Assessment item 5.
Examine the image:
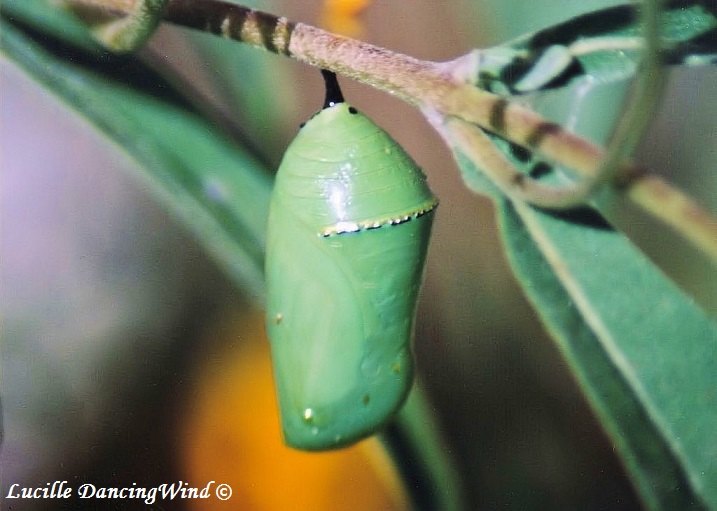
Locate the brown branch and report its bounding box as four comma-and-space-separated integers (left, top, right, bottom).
63, 0, 717, 263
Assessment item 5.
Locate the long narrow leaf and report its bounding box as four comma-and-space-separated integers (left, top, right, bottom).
498, 199, 717, 510
447, 62, 717, 511
1, 8, 466, 508
1, 18, 272, 300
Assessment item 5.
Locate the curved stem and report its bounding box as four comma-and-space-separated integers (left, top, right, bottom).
65, 0, 717, 263
437, 117, 593, 208
64, 0, 168, 52
382, 382, 466, 511
537, 0, 665, 209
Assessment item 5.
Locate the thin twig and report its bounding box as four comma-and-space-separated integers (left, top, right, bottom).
436, 117, 592, 208
63, 0, 717, 263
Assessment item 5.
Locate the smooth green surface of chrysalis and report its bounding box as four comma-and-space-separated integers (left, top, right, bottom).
265, 73, 437, 451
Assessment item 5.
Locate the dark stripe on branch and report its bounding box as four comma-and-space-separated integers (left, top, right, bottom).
163, 0, 294, 55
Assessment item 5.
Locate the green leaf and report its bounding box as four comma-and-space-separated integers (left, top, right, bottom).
448, 53, 717, 511
385, 383, 466, 511
474, 0, 717, 95
182, 30, 297, 167
498, 199, 717, 511
1, 0, 101, 50
180, 0, 299, 167
1, 8, 464, 509
1, 15, 272, 300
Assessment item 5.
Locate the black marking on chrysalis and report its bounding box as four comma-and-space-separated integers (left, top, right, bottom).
321, 70, 345, 108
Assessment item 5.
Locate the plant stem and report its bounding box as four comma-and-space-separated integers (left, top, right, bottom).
65, 0, 717, 263
161, 0, 717, 264
383, 382, 466, 511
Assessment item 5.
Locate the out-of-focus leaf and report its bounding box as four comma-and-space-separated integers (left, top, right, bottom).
496, 199, 716, 511
1, 16, 272, 301
472, 0, 625, 42
451, 126, 717, 509
385, 384, 466, 511
474, 0, 717, 95
181, 12, 297, 167
447, 39, 717, 511
1, 8, 463, 509
2, 0, 99, 50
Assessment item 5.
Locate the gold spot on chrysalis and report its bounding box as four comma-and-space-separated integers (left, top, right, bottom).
302, 408, 315, 423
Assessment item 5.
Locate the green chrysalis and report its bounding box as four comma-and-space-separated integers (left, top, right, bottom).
265, 71, 437, 451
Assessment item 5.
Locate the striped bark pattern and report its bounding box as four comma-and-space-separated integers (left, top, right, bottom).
165, 0, 294, 55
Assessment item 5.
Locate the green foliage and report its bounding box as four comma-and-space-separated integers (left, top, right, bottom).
178, 0, 298, 167
476, 0, 717, 95
1, 6, 272, 299
449, 4, 717, 507
496, 198, 717, 510
2, 1, 716, 510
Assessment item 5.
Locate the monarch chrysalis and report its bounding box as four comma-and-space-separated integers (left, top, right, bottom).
265, 71, 437, 451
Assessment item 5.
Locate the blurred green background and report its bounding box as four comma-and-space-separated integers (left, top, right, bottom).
2, 0, 715, 509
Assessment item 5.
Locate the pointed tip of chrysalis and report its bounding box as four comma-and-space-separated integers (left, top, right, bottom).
321, 70, 345, 109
